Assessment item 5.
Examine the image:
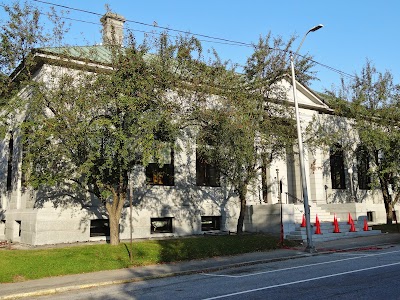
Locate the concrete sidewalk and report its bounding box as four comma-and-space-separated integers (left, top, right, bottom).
1, 233, 400, 300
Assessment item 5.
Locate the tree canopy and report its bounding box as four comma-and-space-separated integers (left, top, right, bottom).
1, 1, 320, 242
196, 34, 315, 233
310, 60, 400, 224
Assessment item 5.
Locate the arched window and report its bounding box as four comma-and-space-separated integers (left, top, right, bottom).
356, 145, 371, 190
330, 144, 346, 189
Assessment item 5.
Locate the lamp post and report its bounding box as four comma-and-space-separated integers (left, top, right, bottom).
290, 24, 323, 253
348, 167, 355, 202
276, 169, 281, 203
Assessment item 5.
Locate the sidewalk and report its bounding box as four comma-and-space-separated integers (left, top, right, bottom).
1, 233, 400, 300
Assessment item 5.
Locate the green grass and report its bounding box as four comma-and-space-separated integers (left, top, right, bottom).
0, 234, 296, 283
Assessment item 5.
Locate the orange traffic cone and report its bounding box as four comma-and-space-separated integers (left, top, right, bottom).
363, 219, 369, 231
333, 214, 341, 233
349, 218, 356, 232
301, 214, 306, 227
315, 215, 322, 234
347, 213, 353, 224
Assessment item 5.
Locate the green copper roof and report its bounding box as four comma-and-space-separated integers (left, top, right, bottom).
38, 45, 115, 64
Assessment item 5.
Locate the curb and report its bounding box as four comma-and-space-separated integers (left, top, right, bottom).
0, 251, 311, 300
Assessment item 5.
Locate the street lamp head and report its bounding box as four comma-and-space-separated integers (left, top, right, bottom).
309, 24, 324, 33
294, 24, 324, 56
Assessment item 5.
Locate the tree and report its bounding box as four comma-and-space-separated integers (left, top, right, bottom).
0, 3, 208, 245
196, 34, 316, 233
1, 2, 319, 241
0, 1, 68, 105
312, 60, 400, 224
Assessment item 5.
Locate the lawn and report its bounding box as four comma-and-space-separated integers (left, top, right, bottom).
0, 234, 295, 283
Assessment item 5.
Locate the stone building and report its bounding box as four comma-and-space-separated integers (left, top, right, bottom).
0, 13, 390, 245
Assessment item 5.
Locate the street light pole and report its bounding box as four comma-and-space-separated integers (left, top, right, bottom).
290, 24, 323, 253
348, 167, 355, 202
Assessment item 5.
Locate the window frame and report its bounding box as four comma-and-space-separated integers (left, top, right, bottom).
150, 217, 173, 233
196, 150, 220, 187
90, 219, 110, 237
145, 149, 174, 186
6, 133, 14, 192
201, 216, 221, 231
356, 145, 371, 190
330, 144, 346, 189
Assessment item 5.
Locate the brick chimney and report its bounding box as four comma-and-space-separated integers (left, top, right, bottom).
100, 12, 126, 45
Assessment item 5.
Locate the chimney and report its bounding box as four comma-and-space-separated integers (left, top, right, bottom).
100, 12, 126, 45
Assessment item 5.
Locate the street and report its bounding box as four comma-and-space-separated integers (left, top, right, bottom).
34, 243, 400, 299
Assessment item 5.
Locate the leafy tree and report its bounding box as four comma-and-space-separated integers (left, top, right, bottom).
0, 1, 68, 105
23, 42, 184, 245
1, 2, 319, 242
196, 34, 316, 233
0, 2, 209, 245
312, 60, 400, 224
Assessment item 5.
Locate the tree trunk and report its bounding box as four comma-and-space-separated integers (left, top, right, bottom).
108, 208, 121, 245
385, 199, 394, 225
379, 176, 393, 225
106, 194, 124, 246
236, 187, 247, 234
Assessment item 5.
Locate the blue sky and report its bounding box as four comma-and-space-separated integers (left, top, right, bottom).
2, 0, 399, 92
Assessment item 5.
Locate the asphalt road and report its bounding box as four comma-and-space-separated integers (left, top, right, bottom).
34, 244, 400, 300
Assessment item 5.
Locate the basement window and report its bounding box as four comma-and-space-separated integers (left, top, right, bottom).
15, 220, 21, 237
150, 217, 173, 233
1, 220, 5, 235
90, 219, 110, 237
367, 211, 375, 222
201, 216, 221, 231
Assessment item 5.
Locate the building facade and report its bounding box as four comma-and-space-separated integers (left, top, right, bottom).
0, 13, 394, 245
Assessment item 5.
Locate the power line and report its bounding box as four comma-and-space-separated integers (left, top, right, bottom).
32, 0, 252, 47
32, 0, 355, 80
61, 17, 354, 80
312, 60, 355, 79
62, 17, 99, 26
63, 17, 251, 48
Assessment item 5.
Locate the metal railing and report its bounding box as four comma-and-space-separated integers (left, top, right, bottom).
285, 192, 303, 204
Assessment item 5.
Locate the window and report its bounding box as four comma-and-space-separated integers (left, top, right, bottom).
1, 220, 5, 236
261, 163, 268, 203
145, 149, 174, 186
330, 144, 346, 189
196, 151, 220, 187
201, 216, 221, 231
6, 133, 14, 191
90, 219, 110, 237
150, 217, 173, 233
21, 122, 32, 190
357, 145, 371, 190
15, 220, 21, 237
367, 211, 374, 222
21, 143, 28, 190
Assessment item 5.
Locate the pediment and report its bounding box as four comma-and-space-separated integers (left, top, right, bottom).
280, 78, 332, 112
